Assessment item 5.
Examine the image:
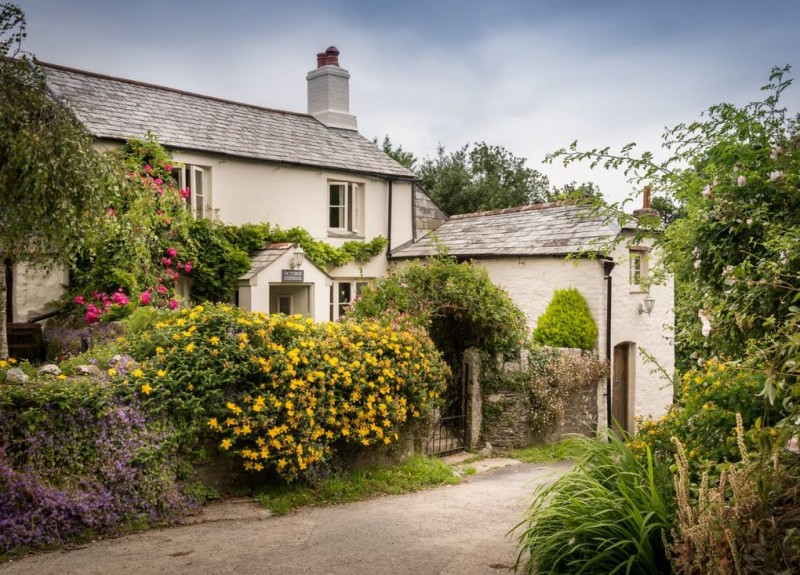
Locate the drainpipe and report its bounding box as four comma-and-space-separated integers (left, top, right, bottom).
387, 179, 393, 257
602, 258, 616, 430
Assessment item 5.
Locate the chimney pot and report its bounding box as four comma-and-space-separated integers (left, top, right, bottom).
316, 52, 327, 68
325, 46, 340, 66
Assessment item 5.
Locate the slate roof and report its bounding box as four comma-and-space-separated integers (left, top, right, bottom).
391, 202, 620, 259
239, 243, 294, 281
41, 62, 414, 179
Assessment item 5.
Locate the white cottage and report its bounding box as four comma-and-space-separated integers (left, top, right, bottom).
7, 47, 445, 324
391, 200, 675, 431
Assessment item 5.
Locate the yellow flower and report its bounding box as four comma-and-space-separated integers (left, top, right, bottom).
209, 336, 220, 346
221, 439, 232, 450
141, 383, 153, 395
132, 368, 144, 378
157, 369, 166, 378
108, 368, 117, 377
185, 342, 195, 353
208, 417, 220, 429
155, 346, 164, 355
57, 374, 67, 380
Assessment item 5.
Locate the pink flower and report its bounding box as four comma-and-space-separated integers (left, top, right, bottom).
107, 207, 117, 217
154, 178, 163, 185
139, 291, 152, 305
179, 187, 191, 199
157, 285, 168, 295
166, 164, 173, 172
167, 247, 178, 258
184, 261, 193, 273
110, 291, 129, 305
144, 164, 153, 173
73, 295, 86, 306
737, 175, 746, 187
162, 257, 172, 267
769, 170, 783, 181
168, 299, 179, 310
702, 184, 712, 198
92, 291, 102, 300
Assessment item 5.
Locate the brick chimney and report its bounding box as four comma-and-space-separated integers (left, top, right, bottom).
633, 185, 661, 222
306, 46, 357, 131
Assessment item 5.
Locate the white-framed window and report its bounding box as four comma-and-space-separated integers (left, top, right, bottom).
171, 164, 209, 219
332, 280, 370, 319
630, 247, 649, 289
328, 181, 363, 234
277, 295, 292, 315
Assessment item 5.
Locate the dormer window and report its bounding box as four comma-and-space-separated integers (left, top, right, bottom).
328, 181, 363, 235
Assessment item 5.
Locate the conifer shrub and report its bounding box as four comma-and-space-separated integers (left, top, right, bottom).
532, 288, 597, 350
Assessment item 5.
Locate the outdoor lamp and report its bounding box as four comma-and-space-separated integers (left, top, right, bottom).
290, 248, 305, 269
639, 294, 655, 315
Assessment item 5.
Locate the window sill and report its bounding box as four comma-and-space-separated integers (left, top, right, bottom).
327, 230, 365, 240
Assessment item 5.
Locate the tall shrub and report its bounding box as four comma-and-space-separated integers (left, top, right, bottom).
533, 288, 598, 350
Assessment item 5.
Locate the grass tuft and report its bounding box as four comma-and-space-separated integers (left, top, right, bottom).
510, 436, 585, 463
254, 455, 459, 515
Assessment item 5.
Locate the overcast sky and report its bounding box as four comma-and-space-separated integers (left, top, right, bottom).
15, 0, 800, 206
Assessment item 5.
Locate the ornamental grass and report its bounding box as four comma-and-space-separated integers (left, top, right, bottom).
514, 433, 675, 575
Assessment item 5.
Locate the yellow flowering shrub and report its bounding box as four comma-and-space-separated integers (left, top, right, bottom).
632, 358, 781, 467
122, 303, 449, 481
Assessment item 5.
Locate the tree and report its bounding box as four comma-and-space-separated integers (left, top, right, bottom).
373, 134, 417, 170
417, 142, 552, 215
0, 4, 128, 358
549, 180, 603, 202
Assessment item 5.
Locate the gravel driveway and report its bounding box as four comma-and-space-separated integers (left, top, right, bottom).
0, 459, 571, 575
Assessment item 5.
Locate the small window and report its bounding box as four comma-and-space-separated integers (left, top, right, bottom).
630, 248, 649, 289
328, 181, 363, 234
337, 282, 352, 317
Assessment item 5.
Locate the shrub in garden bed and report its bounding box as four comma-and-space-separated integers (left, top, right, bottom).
122, 303, 450, 482
0, 375, 190, 555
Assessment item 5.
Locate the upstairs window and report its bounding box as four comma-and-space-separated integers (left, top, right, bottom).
171, 164, 209, 219
630, 247, 649, 290
328, 181, 363, 234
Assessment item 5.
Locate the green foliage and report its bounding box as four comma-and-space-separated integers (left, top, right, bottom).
417, 142, 552, 215
373, 134, 417, 170
185, 218, 251, 302
634, 358, 783, 469
223, 222, 388, 269
350, 253, 529, 367
0, 6, 129, 356
254, 454, 459, 515
515, 434, 675, 575
533, 288, 598, 350
121, 303, 450, 482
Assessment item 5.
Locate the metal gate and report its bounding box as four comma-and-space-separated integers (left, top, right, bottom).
423, 359, 468, 456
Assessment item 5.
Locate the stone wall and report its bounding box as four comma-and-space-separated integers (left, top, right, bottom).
468, 347, 601, 450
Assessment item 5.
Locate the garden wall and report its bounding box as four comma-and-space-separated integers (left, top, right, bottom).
468, 348, 601, 449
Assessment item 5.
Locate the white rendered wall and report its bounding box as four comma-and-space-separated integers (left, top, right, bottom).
474, 252, 673, 430
10, 264, 67, 322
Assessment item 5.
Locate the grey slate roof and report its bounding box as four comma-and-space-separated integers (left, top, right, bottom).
239, 243, 294, 281
391, 202, 620, 259
41, 63, 414, 179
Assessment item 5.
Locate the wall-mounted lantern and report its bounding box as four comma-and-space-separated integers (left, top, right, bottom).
638, 294, 655, 315
290, 248, 305, 270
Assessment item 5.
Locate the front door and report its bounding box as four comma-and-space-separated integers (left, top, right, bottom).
612, 343, 630, 434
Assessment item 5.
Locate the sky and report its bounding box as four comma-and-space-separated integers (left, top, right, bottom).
14, 0, 800, 207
